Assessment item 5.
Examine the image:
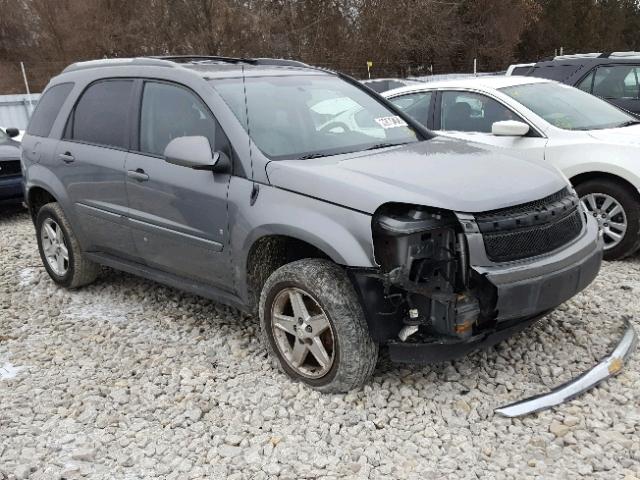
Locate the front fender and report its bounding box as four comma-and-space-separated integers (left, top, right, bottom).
228, 178, 377, 303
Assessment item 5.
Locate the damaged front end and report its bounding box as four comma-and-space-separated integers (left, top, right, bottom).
349, 203, 502, 362
349, 194, 602, 364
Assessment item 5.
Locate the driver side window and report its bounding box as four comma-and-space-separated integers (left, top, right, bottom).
439, 91, 522, 133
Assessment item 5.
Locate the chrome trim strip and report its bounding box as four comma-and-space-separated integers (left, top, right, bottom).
495, 319, 637, 418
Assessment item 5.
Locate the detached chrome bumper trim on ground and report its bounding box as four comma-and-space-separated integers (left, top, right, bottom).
495, 319, 637, 418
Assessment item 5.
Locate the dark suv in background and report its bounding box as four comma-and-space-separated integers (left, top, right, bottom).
0, 127, 23, 206
510, 52, 640, 115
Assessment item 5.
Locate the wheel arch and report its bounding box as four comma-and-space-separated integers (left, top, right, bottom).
570, 171, 640, 201
242, 233, 335, 314
27, 186, 59, 223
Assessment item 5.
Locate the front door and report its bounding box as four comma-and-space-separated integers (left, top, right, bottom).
54, 79, 136, 259
125, 80, 232, 288
580, 65, 640, 116
434, 90, 548, 163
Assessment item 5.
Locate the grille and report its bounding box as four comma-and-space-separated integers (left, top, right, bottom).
476, 187, 570, 220
476, 188, 584, 263
0, 160, 21, 178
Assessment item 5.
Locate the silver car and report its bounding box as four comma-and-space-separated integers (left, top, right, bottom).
21, 56, 603, 392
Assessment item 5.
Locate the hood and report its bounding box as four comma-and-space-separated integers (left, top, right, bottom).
265, 136, 567, 214
588, 124, 640, 146
0, 142, 20, 161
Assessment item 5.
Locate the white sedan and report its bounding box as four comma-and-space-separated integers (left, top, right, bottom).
383, 76, 640, 260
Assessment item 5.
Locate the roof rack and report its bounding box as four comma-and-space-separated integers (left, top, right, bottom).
153, 55, 309, 68
61, 55, 312, 74
552, 51, 640, 61
62, 57, 174, 73
553, 52, 602, 60
152, 55, 252, 64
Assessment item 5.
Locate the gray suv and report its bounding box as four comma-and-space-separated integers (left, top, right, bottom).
22, 56, 603, 392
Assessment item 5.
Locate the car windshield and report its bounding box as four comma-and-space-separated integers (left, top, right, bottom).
211, 74, 419, 160
500, 82, 637, 131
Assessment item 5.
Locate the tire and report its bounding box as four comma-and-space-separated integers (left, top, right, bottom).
36, 202, 101, 288
575, 179, 640, 261
259, 258, 378, 393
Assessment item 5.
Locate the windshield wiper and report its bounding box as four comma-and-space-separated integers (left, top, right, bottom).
296, 153, 330, 160
617, 120, 640, 128
363, 142, 408, 151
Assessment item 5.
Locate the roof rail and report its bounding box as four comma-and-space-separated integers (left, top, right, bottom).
62, 57, 174, 73
252, 58, 309, 67
553, 53, 602, 60
152, 55, 253, 64
550, 51, 640, 61
153, 55, 309, 68
606, 51, 640, 58
60, 55, 312, 74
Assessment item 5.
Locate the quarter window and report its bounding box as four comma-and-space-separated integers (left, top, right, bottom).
440, 91, 521, 133
69, 80, 134, 149
139, 82, 216, 156
27, 83, 74, 138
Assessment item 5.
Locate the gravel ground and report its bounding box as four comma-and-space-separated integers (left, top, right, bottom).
1, 208, 639, 480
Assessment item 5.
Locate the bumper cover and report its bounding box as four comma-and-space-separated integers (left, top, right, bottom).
495, 319, 637, 417
0, 175, 24, 204
388, 215, 603, 364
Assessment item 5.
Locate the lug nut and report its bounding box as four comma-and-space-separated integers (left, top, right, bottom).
305, 325, 312, 333
298, 318, 303, 325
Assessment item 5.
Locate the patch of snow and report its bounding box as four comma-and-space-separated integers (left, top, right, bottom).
18, 267, 38, 287
63, 292, 144, 323
0, 362, 24, 380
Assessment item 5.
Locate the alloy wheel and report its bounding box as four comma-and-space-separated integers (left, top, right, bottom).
581, 192, 627, 250
270, 287, 336, 379
41, 218, 69, 276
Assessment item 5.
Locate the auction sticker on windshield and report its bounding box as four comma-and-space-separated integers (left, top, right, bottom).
375, 116, 408, 129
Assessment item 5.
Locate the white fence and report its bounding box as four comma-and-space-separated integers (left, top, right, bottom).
0, 93, 40, 130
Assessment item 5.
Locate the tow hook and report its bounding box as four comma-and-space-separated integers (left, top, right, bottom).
495, 318, 637, 417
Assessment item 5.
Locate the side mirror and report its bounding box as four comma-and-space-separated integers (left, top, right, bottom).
163, 136, 229, 173
492, 120, 530, 137
5, 128, 20, 138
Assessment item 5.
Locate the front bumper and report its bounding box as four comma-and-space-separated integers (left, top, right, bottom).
0, 175, 24, 205
387, 214, 603, 364
476, 213, 603, 321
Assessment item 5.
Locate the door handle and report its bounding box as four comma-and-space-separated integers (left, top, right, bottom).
127, 168, 149, 182
58, 152, 75, 163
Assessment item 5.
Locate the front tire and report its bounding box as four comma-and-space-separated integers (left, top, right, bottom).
259, 259, 378, 393
576, 179, 640, 261
36, 202, 101, 288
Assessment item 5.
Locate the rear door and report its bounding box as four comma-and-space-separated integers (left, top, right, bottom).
54, 79, 136, 259
577, 64, 640, 115
433, 90, 548, 163
386, 91, 435, 129
124, 80, 232, 288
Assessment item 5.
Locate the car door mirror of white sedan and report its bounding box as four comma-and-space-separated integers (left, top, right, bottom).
492, 120, 530, 137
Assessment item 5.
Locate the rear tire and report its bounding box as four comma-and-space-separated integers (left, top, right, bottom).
575, 179, 640, 261
36, 202, 100, 288
259, 258, 378, 393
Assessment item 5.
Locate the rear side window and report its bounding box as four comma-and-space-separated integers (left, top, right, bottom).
139, 81, 216, 156
27, 83, 74, 137
592, 65, 640, 99
68, 80, 134, 149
